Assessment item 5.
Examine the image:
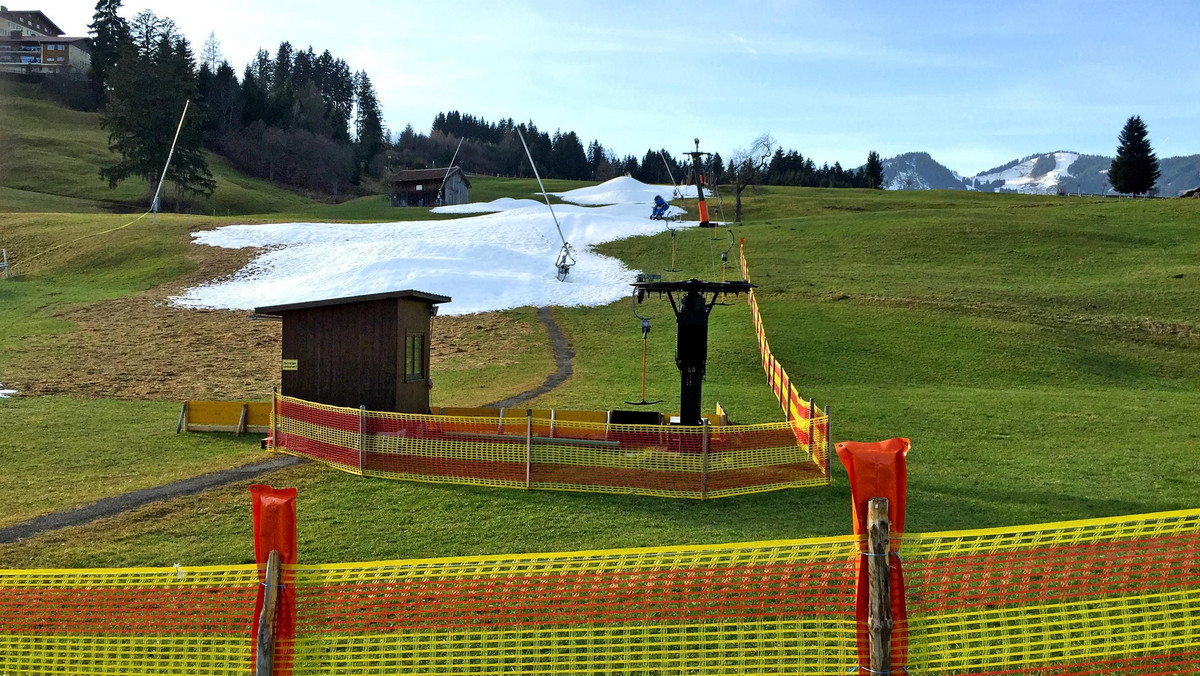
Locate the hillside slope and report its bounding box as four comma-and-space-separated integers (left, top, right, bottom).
0, 81, 323, 215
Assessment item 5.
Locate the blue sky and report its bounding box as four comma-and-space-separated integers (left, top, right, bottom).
54, 1, 1200, 175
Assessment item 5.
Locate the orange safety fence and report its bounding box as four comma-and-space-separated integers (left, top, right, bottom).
4, 507, 1200, 674
901, 508, 1200, 675
739, 238, 831, 480
272, 394, 830, 499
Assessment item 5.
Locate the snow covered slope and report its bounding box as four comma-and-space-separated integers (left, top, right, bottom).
971, 152, 1079, 194
172, 178, 690, 316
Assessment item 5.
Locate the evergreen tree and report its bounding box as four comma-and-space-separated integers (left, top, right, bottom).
87, 0, 129, 97
864, 150, 884, 189
1109, 115, 1160, 195
353, 71, 385, 177
100, 11, 214, 203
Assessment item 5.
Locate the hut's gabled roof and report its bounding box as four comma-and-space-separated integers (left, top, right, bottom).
392, 167, 471, 188
254, 289, 451, 315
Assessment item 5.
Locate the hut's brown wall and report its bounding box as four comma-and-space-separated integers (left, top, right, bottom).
280, 299, 399, 411
278, 297, 434, 413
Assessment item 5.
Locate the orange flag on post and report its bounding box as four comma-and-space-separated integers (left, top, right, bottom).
251, 484, 298, 675
836, 438, 910, 675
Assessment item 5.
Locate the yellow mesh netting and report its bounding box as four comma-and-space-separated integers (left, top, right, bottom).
901, 508, 1200, 674
0, 565, 259, 674
284, 536, 861, 675
273, 395, 830, 498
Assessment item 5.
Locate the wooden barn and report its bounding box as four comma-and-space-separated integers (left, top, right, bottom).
391, 167, 471, 207
255, 290, 451, 413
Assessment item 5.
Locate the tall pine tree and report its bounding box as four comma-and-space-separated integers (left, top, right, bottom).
864, 151, 885, 189
1108, 115, 1160, 195
100, 11, 214, 204
353, 71, 384, 178
87, 0, 129, 99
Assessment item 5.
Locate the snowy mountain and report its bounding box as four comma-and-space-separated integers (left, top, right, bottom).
881, 151, 1200, 196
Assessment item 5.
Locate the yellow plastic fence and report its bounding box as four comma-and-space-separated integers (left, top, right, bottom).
272, 394, 830, 499
0, 564, 260, 674
2, 509, 1198, 674
901, 507, 1200, 675
284, 537, 861, 674
738, 240, 831, 478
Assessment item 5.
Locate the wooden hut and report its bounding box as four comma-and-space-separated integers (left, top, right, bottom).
255, 290, 451, 413
391, 167, 471, 207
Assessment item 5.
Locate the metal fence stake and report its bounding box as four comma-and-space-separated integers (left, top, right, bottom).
525, 409, 533, 489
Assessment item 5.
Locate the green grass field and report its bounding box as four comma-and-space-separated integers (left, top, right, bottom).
0, 86, 1198, 569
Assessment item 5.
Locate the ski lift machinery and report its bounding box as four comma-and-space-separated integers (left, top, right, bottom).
516, 128, 576, 281
630, 278, 754, 426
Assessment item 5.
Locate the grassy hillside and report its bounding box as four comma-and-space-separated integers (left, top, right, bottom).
0, 81, 328, 215
1, 90, 1198, 568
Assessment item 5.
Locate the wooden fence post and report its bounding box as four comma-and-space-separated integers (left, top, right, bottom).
823, 404, 831, 480
254, 549, 281, 676
867, 497, 892, 675
269, 387, 278, 451
525, 409, 533, 489
358, 405, 366, 475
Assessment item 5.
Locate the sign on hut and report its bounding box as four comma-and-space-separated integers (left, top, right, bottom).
254, 290, 451, 413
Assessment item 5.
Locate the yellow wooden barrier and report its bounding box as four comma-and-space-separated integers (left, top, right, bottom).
180, 401, 272, 435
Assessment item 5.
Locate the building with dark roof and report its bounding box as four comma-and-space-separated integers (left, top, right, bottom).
391, 167, 470, 207
255, 290, 452, 413
0, 7, 90, 75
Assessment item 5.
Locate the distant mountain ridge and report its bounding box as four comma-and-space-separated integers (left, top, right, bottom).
881, 151, 1200, 196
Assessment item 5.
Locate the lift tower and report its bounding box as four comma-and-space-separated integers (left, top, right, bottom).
631, 278, 755, 426
684, 138, 714, 227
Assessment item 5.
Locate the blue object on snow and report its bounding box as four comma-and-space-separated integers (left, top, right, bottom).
650, 195, 670, 220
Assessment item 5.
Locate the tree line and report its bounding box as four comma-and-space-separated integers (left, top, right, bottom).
86, 0, 386, 205
79, 1, 886, 208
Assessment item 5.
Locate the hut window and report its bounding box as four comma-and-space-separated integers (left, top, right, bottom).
405, 332, 425, 381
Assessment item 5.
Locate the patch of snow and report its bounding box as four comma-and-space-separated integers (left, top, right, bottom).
431, 197, 543, 214
552, 176, 698, 205
0, 385, 16, 398
172, 178, 695, 316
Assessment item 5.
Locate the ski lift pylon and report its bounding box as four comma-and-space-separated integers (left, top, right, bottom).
517, 127, 575, 282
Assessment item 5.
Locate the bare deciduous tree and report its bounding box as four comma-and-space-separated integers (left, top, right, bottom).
729, 133, 775, 222
200, 31, 222, 71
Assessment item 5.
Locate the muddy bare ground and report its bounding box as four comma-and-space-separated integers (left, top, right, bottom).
7, 236, 549, 401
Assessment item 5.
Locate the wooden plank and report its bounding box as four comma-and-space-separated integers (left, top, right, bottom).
186, 423, 271, 434
445, 431, 620, 448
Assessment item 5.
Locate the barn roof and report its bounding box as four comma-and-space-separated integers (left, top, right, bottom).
392, 166, 471, 187
254, 289, 452, 314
